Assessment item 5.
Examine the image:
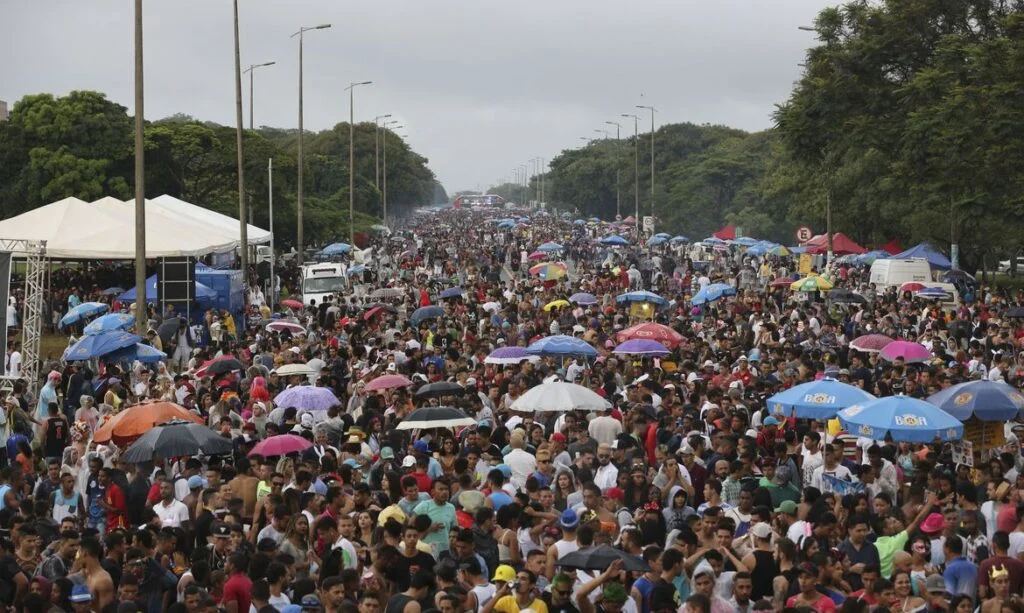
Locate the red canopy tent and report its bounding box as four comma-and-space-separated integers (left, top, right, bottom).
712, 224, 736, 240
879, 239, 902, 255
801, 232, 867, 255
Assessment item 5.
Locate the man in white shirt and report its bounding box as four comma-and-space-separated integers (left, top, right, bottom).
8, 343, 21, 378
593, 444, 619, 491
589, 408, 622, 446
153, 480, 190, 529
810, 444, 854, 493
801, 432, 824, 488
503, 430, 536, 492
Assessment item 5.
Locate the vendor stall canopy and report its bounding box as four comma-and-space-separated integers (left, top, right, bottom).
0, 195, 270, 259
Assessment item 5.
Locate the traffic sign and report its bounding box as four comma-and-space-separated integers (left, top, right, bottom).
642, 216, 655, 233
795, 226, 813, 242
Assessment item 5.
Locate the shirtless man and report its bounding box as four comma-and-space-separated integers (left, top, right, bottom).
76, 537, 114, 611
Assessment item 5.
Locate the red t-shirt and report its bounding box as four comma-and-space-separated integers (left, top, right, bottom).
106, 483, 128, 532
411, 471, 432, 493
221, 572, 253, 613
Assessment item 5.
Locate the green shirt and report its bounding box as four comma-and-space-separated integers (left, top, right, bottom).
413, 499, 457, 557
874, 529, 909, 578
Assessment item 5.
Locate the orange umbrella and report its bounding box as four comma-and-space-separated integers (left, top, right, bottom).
94, 400, 205, 446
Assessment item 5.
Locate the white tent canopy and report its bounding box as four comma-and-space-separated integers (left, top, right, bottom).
0, 195, 270, 259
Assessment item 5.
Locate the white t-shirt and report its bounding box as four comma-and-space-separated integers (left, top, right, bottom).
154, 499, 190, 528
801, 449, 823, 488
8, 351, 21, 378
1009, 531, 1024, 559
810, 464, 854, 493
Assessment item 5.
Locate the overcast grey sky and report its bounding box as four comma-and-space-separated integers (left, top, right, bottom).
1, 0, 828, 195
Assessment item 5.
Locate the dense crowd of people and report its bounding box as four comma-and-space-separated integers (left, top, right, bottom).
0, 207, 1022, 613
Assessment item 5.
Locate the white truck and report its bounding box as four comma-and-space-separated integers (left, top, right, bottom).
301, 263, 347, 307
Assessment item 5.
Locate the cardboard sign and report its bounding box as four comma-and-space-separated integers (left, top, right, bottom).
799, 253, 813, 274
962, 417, 1004, 450
951, 440, 973, 467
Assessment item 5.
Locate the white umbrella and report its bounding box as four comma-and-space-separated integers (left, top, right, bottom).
275, 363, 317, 377
510, 381, 612, 412
482, 301, 502, 313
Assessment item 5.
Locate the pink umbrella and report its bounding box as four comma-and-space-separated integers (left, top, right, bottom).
880, 340, 931, 363
849, 334, 895, 353
247, 434, 312, 457
899, 282, 926, 293
528, 251, 547, 261
266, 321, 306, 334
364, 374, 414, 392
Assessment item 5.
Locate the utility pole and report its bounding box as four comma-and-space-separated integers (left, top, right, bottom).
133, 0, 146, 329
374, 114, 391, 194
637, 105, 656, 235
347, 81, 372, 245
606, 121, 621, 218
621, 113, 640, 225
233, 0, 248, 304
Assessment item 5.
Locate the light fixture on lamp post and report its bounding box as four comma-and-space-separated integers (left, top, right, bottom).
290, 23, 331, 258
636, 104, 656, 235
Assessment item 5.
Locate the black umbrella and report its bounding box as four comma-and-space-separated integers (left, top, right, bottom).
395, 406, 476, 430
206, 358, 244, 375
827, 289, 868, 305
556, 545, 650, 572
947, 320, 974, 338
121, 420, 234, 462
157, 317, 183, 346
414, 381, 466, 399
1006, 306, 1024, 319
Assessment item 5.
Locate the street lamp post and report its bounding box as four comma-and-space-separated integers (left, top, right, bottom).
636, 105, 656, 235
606, 121, 622, 218
374, 114, 391, 195
621, 113, 640, 224
798, 24, 833, 263
347, 80, 372, 244
383, 121, 402, 221
243, 61, 275, 130
232, 0, 248, 299
290, 23, 331, 259
133, 0, 146, 328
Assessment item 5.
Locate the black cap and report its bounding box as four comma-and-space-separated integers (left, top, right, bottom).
212, 522, 231, 538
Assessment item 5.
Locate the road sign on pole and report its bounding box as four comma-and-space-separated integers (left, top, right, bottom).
642, 216, 654, 234
795, 226, 813, 243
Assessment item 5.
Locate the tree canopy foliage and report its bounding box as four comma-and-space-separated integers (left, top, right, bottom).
0, 91, 447, 248
513, 0, 1024, 266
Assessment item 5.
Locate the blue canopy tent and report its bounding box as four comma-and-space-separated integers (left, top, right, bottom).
891, 243, 951, 270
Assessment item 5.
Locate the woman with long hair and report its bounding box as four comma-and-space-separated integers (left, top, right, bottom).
279, 513, 315, 581
892, 570, 927, 613
355, 511, 376, 548
551, 468, 579, 511
436, 436, 458, 476
623, 466, 651, 512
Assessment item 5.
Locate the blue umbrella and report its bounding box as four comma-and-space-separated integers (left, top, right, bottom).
732, 237, 759, 246
59, 302, 109, 329
837, 396, 964, 443
410, 305, 445, 326
646, 236, 667, 247
63, 330, 142, 361
497, 221, 516, 229
439, 287, 464, 299
537, 242, 564, 253
600, 235, 629, 246
83, 313, 136, 336
100, 286, 125, 296
321, 242, 352, 255
653, 232, 671, 239
616, 291, 669, 307
926, 380, 1024, 421
525, 335, 597, 358
702, 237, 726, 246
569, 292, 598, 305
346, 264, 366, 276
573, 219, 587, 225
768, 378, 876, 420
104, 343, 167, 364
117, 276, 217, 302
670, 236, 690, 244
690, 283, 737, 305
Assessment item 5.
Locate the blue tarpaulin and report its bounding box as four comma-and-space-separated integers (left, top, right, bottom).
891, 243, 951, 270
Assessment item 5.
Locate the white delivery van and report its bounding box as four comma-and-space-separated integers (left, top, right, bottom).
869, 258, 931, 289
301, 263, 347, 306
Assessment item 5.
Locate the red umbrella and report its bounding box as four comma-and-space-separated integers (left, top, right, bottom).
849, 334, 895, 353
770, 277, 794, 288
364, 374, 413, 391
363, 306, 383, 320
247, 434, 312, 457
194, 354, 241, 378
899, 282, 926, 293
616, 323, 685, 349
281, 299, 303, 310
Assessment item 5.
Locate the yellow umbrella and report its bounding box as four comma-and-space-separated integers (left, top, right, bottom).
544, 299, 571, 311
790, 275, 834, 292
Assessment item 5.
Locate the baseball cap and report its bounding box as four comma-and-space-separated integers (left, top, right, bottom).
550, 432, 566, 444
605, 487, 625, 502
70, 585, 93, 604
380, 447, 395, 460
413, 439, 430, 453
401, 455, 416, 468
763, 416, 781, 427
559, 508, 580, 529
493, 564, 516, 583
187, 475, 204, 490
299, 595, 322, 610
750, 522, 772, 540
212, 522, 231, 538
774, 500, 798, 515
925, 574, 947, 594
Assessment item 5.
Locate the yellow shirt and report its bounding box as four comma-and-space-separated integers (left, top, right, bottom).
493, 596, 548, 613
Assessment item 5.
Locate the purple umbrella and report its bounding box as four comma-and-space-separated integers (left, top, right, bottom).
273, 386, 340, 411
484, 346, 540, 365
570, 292, 598, 306
849, 334, 895, 353
879, 340, 931, 363
612, 339, 671, 356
